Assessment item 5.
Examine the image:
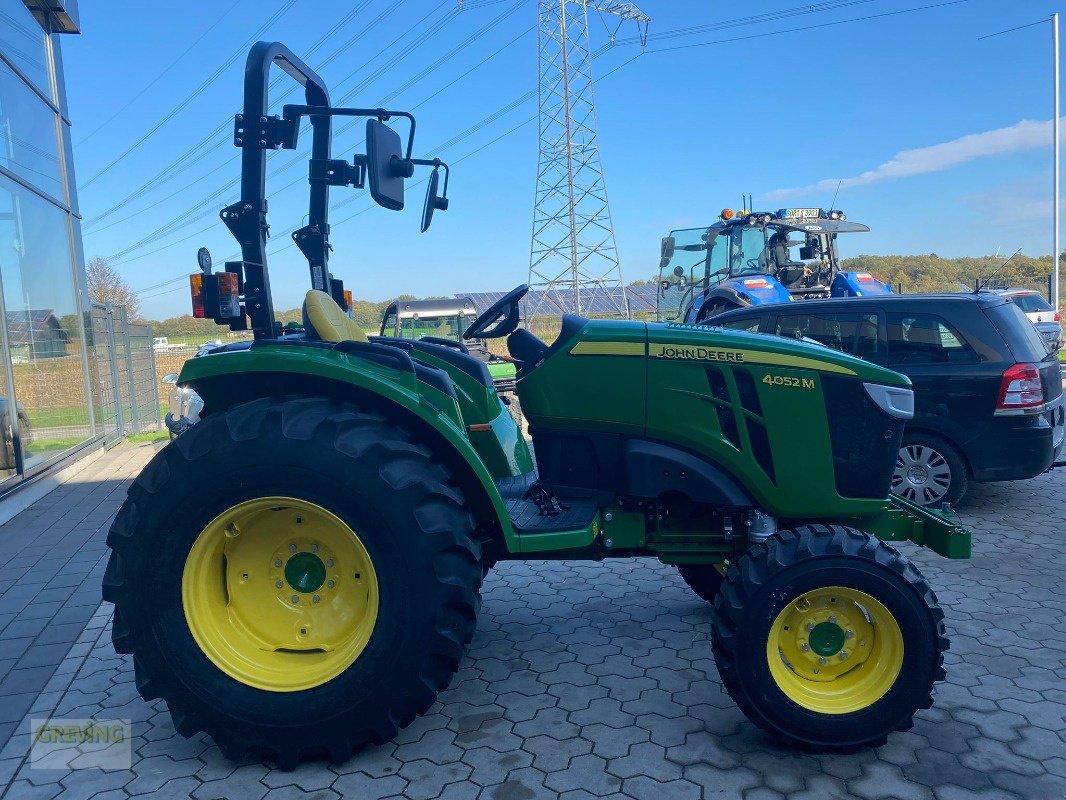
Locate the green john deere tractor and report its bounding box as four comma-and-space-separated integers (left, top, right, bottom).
103, 42, 970, 768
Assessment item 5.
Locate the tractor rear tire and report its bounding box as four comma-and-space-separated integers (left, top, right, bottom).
676, 564, 724, 604
712, 525, 948, 750
102, 397, 482, 767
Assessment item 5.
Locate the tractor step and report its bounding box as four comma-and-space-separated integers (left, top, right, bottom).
495, 473, 599, 535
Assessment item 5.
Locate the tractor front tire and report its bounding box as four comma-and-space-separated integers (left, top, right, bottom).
676, 564, 724, 604
712, 525, 947, 750
102, 397, 481, 767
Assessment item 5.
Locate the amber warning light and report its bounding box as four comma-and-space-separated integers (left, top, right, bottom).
191, 272, 242, 320
190, 274, 204, 318
720, 208, 734, 220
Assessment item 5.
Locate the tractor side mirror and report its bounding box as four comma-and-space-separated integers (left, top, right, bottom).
799, 246, 814, 260
661, 236, 675, 261
672, 265, 685, 278
366, 119, 408, 211
421, 167, 449, 233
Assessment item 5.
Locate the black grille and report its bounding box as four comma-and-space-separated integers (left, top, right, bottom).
747, 420, 776, 484
821, 376, 905, 499
707, 368, 729, 402
734, 370, 763, 415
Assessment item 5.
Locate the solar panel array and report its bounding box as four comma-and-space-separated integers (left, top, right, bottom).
462, 285, 659, 318
6, 309, 67, 346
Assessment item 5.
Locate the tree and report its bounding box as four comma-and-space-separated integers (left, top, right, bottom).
86, 256, 141, 320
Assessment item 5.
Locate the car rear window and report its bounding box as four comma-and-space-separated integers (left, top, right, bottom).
714, 316, 762, 332
989, 301, 1053, 361
774, 312, 881, 359
883, 312, 978, 365
1009, 293, 1054, 313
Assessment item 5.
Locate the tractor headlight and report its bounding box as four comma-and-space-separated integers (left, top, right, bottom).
863, 383, 913, 420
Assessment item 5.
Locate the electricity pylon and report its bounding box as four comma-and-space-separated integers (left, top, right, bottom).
526, 0, 648, 322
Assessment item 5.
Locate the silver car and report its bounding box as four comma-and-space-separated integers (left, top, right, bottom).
995, 289, 1062, 350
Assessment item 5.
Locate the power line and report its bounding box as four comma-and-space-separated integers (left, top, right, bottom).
80, 0, 298, 189
119, 2, 519, 267
74, 0, 244, 147
639, 0, 972, 53
615, 0, 877, 45
132, 48, 642, 297
85, 0, 385, 229
977, 19, 1047, 41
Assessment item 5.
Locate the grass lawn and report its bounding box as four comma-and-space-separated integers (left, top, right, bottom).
127, 431, 169, 444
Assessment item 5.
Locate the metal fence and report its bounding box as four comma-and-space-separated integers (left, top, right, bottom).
89, 303, 161, 445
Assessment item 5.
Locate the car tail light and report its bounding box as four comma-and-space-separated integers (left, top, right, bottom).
995, 363, 1044, 413
1055, 311, 1061, 322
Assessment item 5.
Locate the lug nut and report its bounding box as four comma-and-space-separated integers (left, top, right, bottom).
274, 559, 282, 568
275, 580, 284, 589
327, 580, 335, 589
311, 543, 319, 553
312, 595, 321, 604
326, 559, 334, 568
839, 651, 849, 660
291, 595, 299, 604
828, 615, 837, 624
818, 657, 828, 665
289, 544, 297, 553
800, 643, 810, 652
806, 622, 815, 632
845, 630, 854, 639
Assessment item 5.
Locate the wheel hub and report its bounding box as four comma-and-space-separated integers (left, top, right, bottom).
808, 621, 846, 657
284, 551, 326, 594
907, 465, 928, 485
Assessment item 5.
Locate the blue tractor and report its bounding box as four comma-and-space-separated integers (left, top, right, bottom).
656, 208, 892, 324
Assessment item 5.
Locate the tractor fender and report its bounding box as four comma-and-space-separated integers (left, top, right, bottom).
624, 440, 755, 508
694, 287, 749, 322
178, 346, 520, 553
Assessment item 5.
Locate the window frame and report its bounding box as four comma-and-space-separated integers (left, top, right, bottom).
881, 309, 980, 366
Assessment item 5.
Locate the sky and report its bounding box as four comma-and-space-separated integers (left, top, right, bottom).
60, 0, 1066, 320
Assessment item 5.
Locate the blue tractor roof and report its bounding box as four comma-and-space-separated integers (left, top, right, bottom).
716, 209, 870, 236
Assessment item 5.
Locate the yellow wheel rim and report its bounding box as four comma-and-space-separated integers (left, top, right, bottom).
182, 497, 379, 692
766, 586, 904, 714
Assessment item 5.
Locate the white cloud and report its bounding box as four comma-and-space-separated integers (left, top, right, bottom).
764, 119, 1057, 201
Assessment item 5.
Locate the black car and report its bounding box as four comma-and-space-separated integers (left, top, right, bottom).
710, 294, 1065, 507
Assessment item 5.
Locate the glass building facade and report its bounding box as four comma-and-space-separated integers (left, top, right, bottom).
0, 0, 91, 488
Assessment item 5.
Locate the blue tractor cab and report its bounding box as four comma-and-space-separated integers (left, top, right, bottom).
656, 208, 891, 324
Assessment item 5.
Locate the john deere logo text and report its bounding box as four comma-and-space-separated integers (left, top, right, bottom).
650, 344, 744, 362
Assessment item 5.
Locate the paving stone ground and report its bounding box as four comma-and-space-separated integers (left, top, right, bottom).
1, 443, 1066, 800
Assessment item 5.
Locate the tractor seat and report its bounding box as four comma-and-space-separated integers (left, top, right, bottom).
303, 290, 368, 343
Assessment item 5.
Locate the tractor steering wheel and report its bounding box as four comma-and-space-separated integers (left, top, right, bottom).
463, 284, 528, 340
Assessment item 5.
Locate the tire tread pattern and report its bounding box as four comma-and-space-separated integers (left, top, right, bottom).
102, 397, 481, 767
712, 524, 949, 750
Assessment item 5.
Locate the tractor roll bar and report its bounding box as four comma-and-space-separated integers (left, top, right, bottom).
223, 41, 335, 339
